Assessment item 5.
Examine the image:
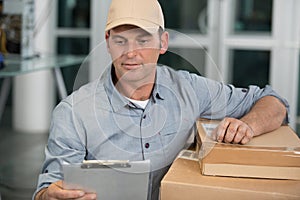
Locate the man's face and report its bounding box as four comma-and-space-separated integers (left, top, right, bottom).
106, 25, 168, 84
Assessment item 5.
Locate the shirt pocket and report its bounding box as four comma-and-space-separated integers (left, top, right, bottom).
159, 122, 179, 146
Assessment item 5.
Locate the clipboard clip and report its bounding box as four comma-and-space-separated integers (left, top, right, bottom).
81, 160, 131, 169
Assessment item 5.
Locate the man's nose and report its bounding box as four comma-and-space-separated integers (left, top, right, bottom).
125, 42, 138, 57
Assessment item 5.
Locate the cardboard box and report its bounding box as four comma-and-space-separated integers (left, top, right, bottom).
160, 157, 300, 200
196, 120, 300, 180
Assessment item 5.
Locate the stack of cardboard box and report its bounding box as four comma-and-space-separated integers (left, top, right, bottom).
160, 119, 300, 200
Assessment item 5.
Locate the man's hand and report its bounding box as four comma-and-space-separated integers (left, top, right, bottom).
213, 117, 255, 144
35, 180, 97, 200
212, 96, 286, 145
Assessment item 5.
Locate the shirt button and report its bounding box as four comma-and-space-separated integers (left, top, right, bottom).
242, 88, 248, 93
143, 115, 146, 119
145, 143, 150, 148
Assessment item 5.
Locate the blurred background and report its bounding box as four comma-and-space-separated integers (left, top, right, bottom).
0, 0, 299, 199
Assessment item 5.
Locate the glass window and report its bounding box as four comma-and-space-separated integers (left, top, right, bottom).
58, 0, 90, 28
158, 48, 206, 76
57, 37, 89, 55
158, 0, 208, 34
230, 49, 270, 88
57, 37, 90, 94
234, 0, 273, 33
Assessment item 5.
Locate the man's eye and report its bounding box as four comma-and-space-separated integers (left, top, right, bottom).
138, 39, 149, 45
114, 40, 126, 45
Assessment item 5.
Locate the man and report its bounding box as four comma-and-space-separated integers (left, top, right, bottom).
33, 0, 288, 199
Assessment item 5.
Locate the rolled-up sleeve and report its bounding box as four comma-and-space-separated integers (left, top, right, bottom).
184, 72, 289, 123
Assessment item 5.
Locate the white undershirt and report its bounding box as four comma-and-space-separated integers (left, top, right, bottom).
125, 97, 149, 109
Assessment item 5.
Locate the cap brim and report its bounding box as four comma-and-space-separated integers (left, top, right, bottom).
105, 18, 160, 34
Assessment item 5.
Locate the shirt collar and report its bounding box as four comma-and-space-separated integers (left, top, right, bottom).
151, 67, 165, 101
104, 65, 130, 112
104, 65, 165, 112
152, 66, 166, 101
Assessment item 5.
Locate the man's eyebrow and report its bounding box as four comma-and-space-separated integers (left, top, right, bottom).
110, 32, 153, 40
137, 32, 153, 38
111, 35, 127, 40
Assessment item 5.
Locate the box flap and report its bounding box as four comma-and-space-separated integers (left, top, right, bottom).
197, 119, 300, 148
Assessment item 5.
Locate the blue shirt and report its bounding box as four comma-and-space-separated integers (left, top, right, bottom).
34, 65, 289, 200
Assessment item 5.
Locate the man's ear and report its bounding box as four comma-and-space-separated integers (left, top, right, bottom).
105, 32, 111, 53
159, 31, 169, 55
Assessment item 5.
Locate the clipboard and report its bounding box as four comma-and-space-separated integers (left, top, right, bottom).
62, 160, 150, 200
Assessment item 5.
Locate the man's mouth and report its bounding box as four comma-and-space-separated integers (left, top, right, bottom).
121, 63, 142, 70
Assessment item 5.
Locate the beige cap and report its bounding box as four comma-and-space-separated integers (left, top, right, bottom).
105, 0, 165, 33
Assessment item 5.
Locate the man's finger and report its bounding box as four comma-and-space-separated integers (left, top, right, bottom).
232, 125, 247, 144
216, 119, 230, 142
240, 135, 251, 144
224, 122, 239, 143
49, 181, 85, 199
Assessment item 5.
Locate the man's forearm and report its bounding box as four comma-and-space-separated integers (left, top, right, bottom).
240, 95, 287, 136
